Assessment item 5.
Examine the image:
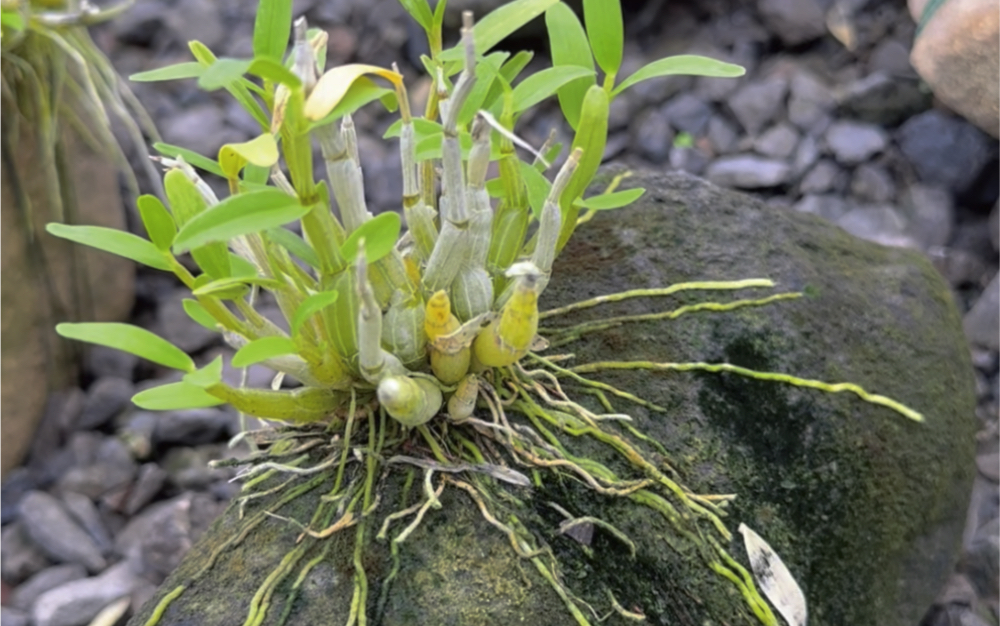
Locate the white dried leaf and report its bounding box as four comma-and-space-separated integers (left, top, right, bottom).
738, 523, 808, 626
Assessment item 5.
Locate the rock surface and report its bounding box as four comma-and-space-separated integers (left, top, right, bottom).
128, 170, 976, 626
910, 0, 999, 137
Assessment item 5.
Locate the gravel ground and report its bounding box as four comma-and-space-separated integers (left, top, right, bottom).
1, 0, 997, 625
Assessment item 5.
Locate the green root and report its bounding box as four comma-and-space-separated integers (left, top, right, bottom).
142, 279, 924, 625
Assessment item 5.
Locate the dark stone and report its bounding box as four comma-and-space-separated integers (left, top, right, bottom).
76, 377, 134, 430
897, 111, 996, 195
129, 170, 975, 626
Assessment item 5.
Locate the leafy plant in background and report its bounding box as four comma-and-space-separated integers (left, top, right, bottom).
48, 0, 921, 623
1, 0, 160, 217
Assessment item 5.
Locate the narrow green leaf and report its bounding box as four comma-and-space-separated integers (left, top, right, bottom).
133, 382, 225, 410
253, 0, 293, 61
189, 41, 270, 129
583, 0, 623, 77
57, 323, 195, 372
230, 254, 259, 277
432, 0, 448, 29
232, 336, 297, 367
520, 160, 552, 218
382, 117, 443, 140
546, 3, 595, 130
154, 143, 225, 178
183, 299, 220, 331
129, 62, 205, 83
183, 356, 224, 388
137, 195, 177, 251
573, 187, 645, 210
458, 52, 508, 125
219, 133, 279, 179
193, 276, 285, 297
247, 57, 301, 88
439, 0, 559, 65
340, 212, 402, 264
398, 0, 433, 30
291, 290, 339, 335
482, 50, 533, 113
46, 223, 171, 271
173, 189, 307, 254
613, 55, 746, 96
198, 58, 253, 91
165, 169, 231, 279
267, 227, 321, 269
512, 65, 596, 113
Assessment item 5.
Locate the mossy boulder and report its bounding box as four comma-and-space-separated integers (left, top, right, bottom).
130, 169, 975, 626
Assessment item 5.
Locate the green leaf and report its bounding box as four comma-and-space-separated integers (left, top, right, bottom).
230, 254, 259, 277
458, 52, 509, 125
164, 169, 232, 279
398, 0, 433, 31
291, 290, 339, 335
129, 62, 205, 83
133, 382, 225, 410
219, 134, 279, 179
232, 336, 297, 367
267, 227, 321, 269
154, 143, 225, 178
520, 160, 553, 218
253, 0, 293, 62
244, 163, 271, 185
573, 187, 645, 210
46, 223, 171, 271
193, 276, 285, 297
545, 3, 596, 130
583, 0, 623, 77
183, 299, 220, 331
432, 0, 448, 29
173, 189, 307, 254
482, 50, 533, 113
183, 356, 224, 388
1, 8, 25, 32
382, 117, 443, 140
613, 55, 745, 96
309, 78, 395, 129
137, 195, 177, 251
512, 65, 595, 113
198, 58, 253, 91
439, 0, 559, 65
247, 57, 301, 88
189, 41, 271, 129
340, 212, 402, 264
57, 323, 195, 372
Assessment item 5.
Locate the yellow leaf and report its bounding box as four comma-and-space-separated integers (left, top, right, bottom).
304, 64, 402, 121
218, 133, 279, 179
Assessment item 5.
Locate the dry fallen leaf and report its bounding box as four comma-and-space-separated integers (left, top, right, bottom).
739, 522, 808, 626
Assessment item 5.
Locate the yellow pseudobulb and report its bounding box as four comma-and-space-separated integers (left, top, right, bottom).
425, 290, 471, 384
378, 375, 442, 428
473, 262, 540, 368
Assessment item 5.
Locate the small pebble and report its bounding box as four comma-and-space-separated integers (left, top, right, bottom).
10, 564, 87, 612
705, 154, 791, 188
32, 561, 140, 626
753, 122, 799, 159
1, 522, 51, 583
825, 120, 888, 165
799, 160, 843, 195
61, 492, 113, 554
76, 377, 134, 431
18, 491, 107, 573
727, 76, 788, 136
